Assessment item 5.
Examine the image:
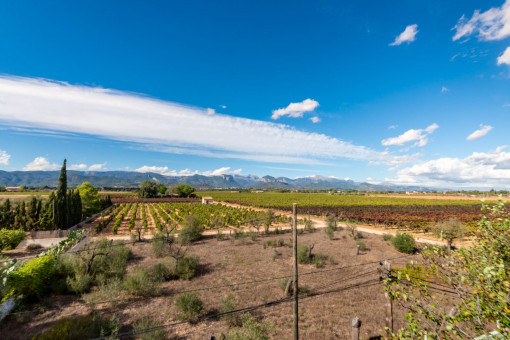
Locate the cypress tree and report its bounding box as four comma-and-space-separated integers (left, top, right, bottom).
55, 159, 68, 229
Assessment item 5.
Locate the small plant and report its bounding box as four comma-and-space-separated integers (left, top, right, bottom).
124, 268, 160, 296
325, 227, 335, 240
297, 244, 312, 264
219, 294, 242, 327
273, 249, 281, 261
174, 255, 199, 280
178, 215, 204, 244
356, 240, 367, 252
223, 314, 273, 340
263, 239, 276, 249
313, 253, 326, 268
382, 233, 393, 242
391, 232, 416, 254
249, 232, 257, 242
304, 219, 315, 233
217, 232, 225, 241
32, 313, 120, 340
175, 292, 203, 321
133, 317, 166, 340
277, 239, 285, 247
130, 233, 137, 245
299, 285, 311, 296
151, 234, 168, 258
66, 272, 93, 294
26, 243, 42, 251
150, 262, 172, 282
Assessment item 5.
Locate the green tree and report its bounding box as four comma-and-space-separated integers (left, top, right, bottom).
432, 219, 466, 252
138, 180, 159, 198
157, 183, 166, 196
54, 159, 68, 229
78, 182, 101, 217
175, 184, 195, 198
385, 200, 510, 339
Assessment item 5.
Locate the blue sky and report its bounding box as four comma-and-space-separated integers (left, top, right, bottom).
0, 0, 510, 189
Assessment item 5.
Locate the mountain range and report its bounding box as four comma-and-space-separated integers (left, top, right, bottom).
0, 170, 432, 191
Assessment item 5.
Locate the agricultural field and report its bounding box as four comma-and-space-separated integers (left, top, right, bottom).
89, 202, 295, 236
0, 226, 421, 339
200, 191, 490, 231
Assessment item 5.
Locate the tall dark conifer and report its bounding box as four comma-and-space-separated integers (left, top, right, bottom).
55, 159, 68, 229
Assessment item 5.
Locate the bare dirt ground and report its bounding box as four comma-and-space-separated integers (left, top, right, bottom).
1, 229, 419, 339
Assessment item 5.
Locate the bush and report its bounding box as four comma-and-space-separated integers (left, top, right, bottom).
150, 262, 172, 282
304, 219, 315, 233
356, 241, 367, 252
27, 243, 42, 251
391, 233, 416, 254
219, 294, 242, 327
32, 313, 119, 340
382, 233, 393, 242
124, 269, 160, 296
313, 253, 326, 268
223, 314, 273, 340
66, 272, 93, 294
174, 256, 199, 280
6, 255, 56, 299
263, 239, 276, 249
82, 277, 124, 305
175, 292, 203, 321
0, 229, 26, 251
151, 234, 168, 258
133, 317, 166, 340
179, 215, 203, 244
297, 244, 312, 264
325, 227, 335, 240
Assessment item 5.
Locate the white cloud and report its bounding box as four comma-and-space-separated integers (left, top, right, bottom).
452, 0, 510, 41
467, 124, 493, 140
69, 163, 87, 170
441, 86, 450, 93
135, 165, 242, 177
0, 149, 10, 166
206, 108, 216, 115
381, 123, 439, 148
365, 177, 374, 181
220, 105, 227, 109
389, 24, 419, 46
271, 99, 319, 120
88, 162, 106, 171
386, 146, 510, 188
310, 116, 321, 123
497, 46, 510, 65
388, 125, 398, 130
23, 157, 59, 171
0, 76, 408, 166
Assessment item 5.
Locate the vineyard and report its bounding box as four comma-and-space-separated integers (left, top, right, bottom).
199, 191, 489, 230
91, 202, 293, 236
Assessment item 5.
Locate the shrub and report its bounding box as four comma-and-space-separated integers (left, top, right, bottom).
32, 313, 119, 340
263, 239, 276, 249
313, 253, 326, 268
297, 244, 312, 264
6, 255, 56, 299
82, 277, 124, 304
325, 227, 335, 240
178, 215, 203, 244
0, 229, 26, 251
217, 232, 225, 241
66, 272, 93, 294
223, 314, 273, 340
325, 216, 337, 230
151, 262, 172, 282
249, 232, 257, 242
304, 219, 315, 233
272, 249, 280, 261
391, 233, 416, 254
90, 241, 132, 280
175, 292, 203, 321
219, 294, 242, 327
356, 241, 367, 252
151, 234, 168, 258
174, 256, 199, 280
123, 269, 160, 296
133, 317, 166, 340
27, 243, 42, 251
382, 233, 393, 242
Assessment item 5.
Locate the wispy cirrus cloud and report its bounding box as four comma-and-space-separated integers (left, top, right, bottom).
381, 124, 439, 148
0, 75, 409, 166
467, 124, 493, 140
135, 165, 242, 177
452, 0, 510, 41
389, 24, 418, 46
271, 99, 319, 120
0, 149, 10, 166
23, 157, 59, 171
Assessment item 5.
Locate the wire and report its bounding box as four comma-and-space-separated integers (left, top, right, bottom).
91, 278, 381, 340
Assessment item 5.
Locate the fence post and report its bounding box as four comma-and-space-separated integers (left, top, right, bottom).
284, 278, 293, 297
384, 261, 393, 333
293, 203, 298, 340
352, 317, 361, 340
356, 244, 360, 255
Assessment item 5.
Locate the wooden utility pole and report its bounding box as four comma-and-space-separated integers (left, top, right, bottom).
292, 203, 299, 340
351, 317, 362, 340
384, 260, 393, 333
